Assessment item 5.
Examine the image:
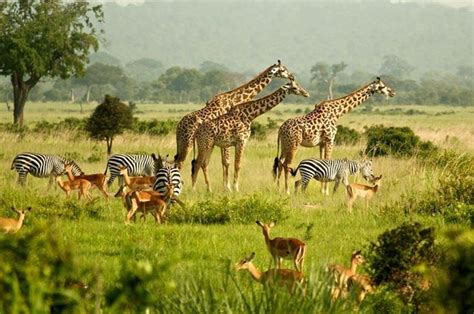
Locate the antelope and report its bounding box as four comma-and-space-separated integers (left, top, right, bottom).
0, 207, 31, 234
235, 252, 304, 293
122, 183, 175, 224
348, 274, 376, 304
327, 250, 366, 302
256, 221, 306, 272
56, 175, 92, 200
119, 166, 155, 191
346, 175, 382, 212
64, 163, 109, 199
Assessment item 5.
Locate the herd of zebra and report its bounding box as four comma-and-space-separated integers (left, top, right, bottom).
10, 152, 183, 212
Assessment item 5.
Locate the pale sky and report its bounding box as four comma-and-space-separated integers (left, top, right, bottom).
97, 0, 473, 8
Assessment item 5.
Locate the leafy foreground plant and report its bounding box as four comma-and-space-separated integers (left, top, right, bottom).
0, 226, 92, 313
366, 222, 439, 311
431, 228, 474, 313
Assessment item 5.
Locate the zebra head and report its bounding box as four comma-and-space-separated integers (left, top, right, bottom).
152, 153, 177, 175
359, 160, 375, 182
62, 160, 84, 176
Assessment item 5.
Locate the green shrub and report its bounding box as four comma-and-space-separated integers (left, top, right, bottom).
0, 227, 91, 313
134, 119, 177, 136
364, 125, 437, 157
408, 151, 474, 226
335, 125, 361, 145
367, 222, 439, 311
430, 228, 474, 313
250, 121, 268, 140
169, 194, 290, 225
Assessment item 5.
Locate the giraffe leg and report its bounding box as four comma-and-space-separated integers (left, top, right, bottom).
319, 143, 326, 194
233, 143, 246, 192
201, 156, 212, 193
220, 147, 231, 191
284, 150, 297, 195
324, 141, 335, 195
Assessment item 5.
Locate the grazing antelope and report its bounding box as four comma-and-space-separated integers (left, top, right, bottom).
346, 175, 382, 212
56, 175, 92, 200
327, 250, 366, 302
235, 252, 304, 293
0, 207, 31, 234
348, 274, 376, 304
115, 185, 152, 222
119, 166, 155, 191
256, 221, 306, 272
64, 163, 109, 199
121, 183, 174, 224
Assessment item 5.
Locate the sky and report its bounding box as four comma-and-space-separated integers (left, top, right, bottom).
97, 0, 473, 8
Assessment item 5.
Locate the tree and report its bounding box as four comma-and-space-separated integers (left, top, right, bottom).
199, 61, 229, 73
0, 1, 103, 126
73, 63, 126, 105
310, 61, 347, 100
125, 58, 164, 82
89, 51, 121, 67
86, 95, 134, 156
379, 54, 414, 78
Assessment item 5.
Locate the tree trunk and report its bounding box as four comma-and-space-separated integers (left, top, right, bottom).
86, 85, 92, 103
328, 77, 335, 100
106, 137, 113, 156
11, 72, 36, 127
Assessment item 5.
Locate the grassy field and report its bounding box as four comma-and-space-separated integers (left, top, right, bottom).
0, 101, 472, 312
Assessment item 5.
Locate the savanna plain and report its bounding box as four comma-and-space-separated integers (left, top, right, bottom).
0, 101, 473, 312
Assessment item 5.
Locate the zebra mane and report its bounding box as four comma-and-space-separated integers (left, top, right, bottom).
61, 157, 84, 175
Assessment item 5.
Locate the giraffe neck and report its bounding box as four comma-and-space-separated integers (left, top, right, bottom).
239, 87, 287, 121
330, 83, 374, 119
217, 66, 274, 104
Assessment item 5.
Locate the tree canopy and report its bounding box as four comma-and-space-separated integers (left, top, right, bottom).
0, 1, 103, 126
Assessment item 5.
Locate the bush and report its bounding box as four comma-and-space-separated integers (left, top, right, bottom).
169, 194, 290, 225
431, 228, 474, 313
134, 119, 177, 136
407, 151, 474, 226
335, 125, 361, 145
0, 227, 91, 313
367, 222, 439, 311
364, 125, 437, 157
250, 121, 268, 140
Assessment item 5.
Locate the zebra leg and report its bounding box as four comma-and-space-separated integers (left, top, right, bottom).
107, 173, 117, 187
220, 147, 231, 191
17, 170, 28, 186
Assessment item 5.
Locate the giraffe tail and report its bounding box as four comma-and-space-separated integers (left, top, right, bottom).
272, 132, 281, 179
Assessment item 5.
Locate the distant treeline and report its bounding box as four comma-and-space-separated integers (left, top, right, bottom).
0, 57, 472, 106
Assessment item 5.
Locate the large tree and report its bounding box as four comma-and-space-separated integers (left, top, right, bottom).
310, 62, 347, 100
0, 1, 103, 126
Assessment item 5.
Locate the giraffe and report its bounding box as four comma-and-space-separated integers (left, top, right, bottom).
273, 77, 395, 194
174, 60, 294, 169
191, 80, 309, 192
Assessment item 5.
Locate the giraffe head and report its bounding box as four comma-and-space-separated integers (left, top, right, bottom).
268, 60, 295, 80
281, 80, 310, 97
370, 77, 396, 98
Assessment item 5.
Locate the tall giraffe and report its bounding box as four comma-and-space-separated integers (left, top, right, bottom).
274, 77, 395, 194
174, 60, 294, 169
191, 80, 309, 192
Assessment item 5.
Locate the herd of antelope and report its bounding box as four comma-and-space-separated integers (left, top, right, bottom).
235, 220, 375, 304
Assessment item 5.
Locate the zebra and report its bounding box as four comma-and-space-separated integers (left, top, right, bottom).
11, 152, 83, 186
289, 158, 374, 195
104, 153, 159, 187
153, 160, 183, 206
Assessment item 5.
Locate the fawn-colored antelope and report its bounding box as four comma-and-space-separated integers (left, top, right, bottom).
65, 163, 108, 199
327, 250, 366, 302
0, 207, 31, 234
256, 221, 306, 272
346, 175, 383, 212
235, 252, 304, 293
120, 183, 174, 224
56, 175, 92, 200
119, 166, 155, 191
348, 273, 376, 304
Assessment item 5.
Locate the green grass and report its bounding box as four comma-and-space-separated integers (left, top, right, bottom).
0, 101, 471, 312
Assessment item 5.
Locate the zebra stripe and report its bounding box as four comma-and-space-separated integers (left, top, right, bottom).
11, 152, 83, 186
291, 158, 374, 193
153, 164, 183, 204
104, 154, 157, 186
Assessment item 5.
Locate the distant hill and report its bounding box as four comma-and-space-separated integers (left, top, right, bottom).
100, 1, 472, 76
